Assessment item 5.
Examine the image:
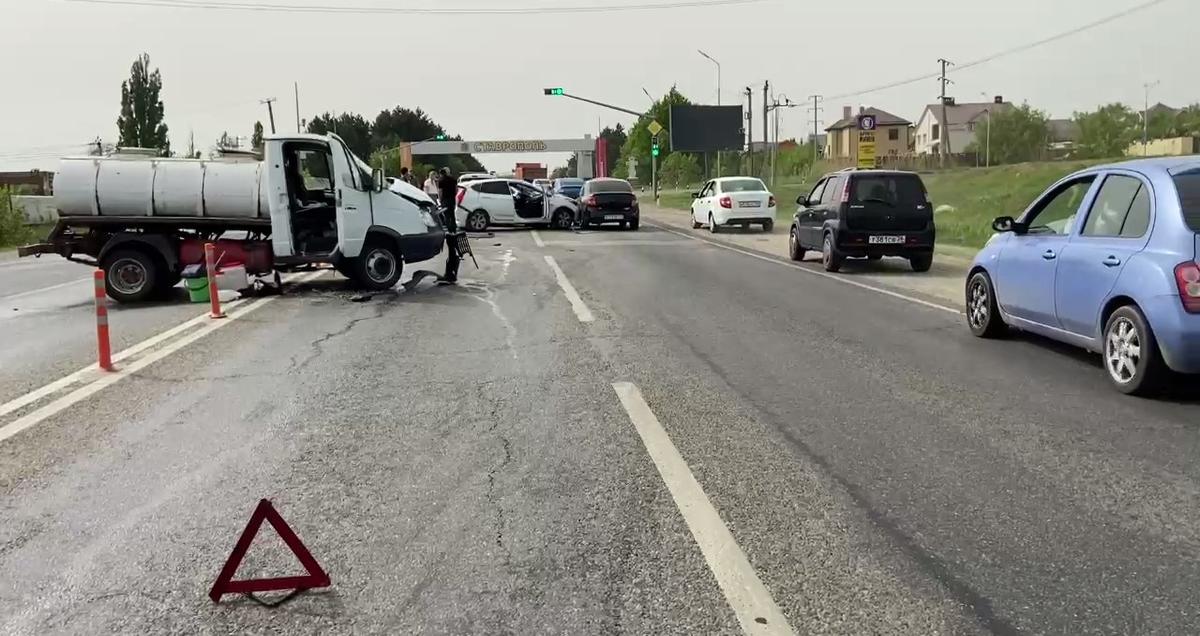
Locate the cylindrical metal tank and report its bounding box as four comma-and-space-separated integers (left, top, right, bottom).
54, 156, 269, 219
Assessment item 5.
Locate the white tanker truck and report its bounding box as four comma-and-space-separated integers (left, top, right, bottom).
18, 133, 446, 302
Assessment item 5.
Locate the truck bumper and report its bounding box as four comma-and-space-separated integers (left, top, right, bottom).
398, 228, 445, 264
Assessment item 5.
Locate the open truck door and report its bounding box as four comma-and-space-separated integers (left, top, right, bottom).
327, 134, 372, 258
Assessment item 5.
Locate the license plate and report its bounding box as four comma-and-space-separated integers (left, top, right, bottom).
604, 214, 623, 220
738, 201, 761, 208
868, 235, 905, 244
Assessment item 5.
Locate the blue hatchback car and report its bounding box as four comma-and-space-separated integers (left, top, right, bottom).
966, 157, 1200, 395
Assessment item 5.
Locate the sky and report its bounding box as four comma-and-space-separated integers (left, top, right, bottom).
0, 0, 1195, 173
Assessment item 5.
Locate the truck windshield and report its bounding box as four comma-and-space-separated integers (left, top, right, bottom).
1173, 169, 1200, 232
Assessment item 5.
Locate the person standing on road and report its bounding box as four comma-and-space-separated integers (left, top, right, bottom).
424, 170, 440, 204
437, 167, 460, 284
399, 166, 417, 187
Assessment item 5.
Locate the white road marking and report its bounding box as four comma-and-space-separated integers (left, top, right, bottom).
530, 229, 546, 247
612, 382, 794, 636
0, 270, 318, 425
0, 270, 325, 444
543, 255, 594, 323
0, 277, 92, 302
649, 222, 962, 316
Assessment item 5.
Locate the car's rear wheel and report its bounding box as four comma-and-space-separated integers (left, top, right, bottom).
789, 227, 805, 261
629, 217, 639, 231
691, 211, 701, 229
709, 214, 720, 234
763, 219, 774, 232
465, 210, 489, 232
821, 234, 843, 272
1104, 305, 1170, 396
966, 271, 1006, 338
909, 252, 933, 272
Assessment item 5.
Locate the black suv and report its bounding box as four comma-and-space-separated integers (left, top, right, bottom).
789, 169, 935, 272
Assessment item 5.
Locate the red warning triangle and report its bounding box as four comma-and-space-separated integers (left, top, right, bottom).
208, 499, 331, 603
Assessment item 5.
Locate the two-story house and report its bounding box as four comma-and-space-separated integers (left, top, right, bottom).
914, 98, 1012, 155
824, 106, 912, 161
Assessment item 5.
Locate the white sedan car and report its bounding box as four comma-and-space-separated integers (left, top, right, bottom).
455, 178, 577, 232
690, 176, 777, 233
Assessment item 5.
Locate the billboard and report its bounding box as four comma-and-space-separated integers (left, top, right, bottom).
668, 105, 744, 152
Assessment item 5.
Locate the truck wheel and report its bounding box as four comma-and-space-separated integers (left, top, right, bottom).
353, 240, 403, 290
101, 249, 158, 303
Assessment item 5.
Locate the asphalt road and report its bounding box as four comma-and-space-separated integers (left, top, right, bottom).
1, 224, 1198, 634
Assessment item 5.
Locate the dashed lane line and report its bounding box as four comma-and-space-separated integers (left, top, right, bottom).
612, 381, 795, 635
543, 255, 594, 323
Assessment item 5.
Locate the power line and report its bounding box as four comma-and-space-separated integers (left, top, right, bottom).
827, 0, 1173, 101
64, 0, 768, 15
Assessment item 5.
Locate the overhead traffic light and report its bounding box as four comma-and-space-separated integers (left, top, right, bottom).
543, 87, 565, 96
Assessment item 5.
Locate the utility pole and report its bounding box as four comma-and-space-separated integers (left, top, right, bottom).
807, 94, 823, 166
698, 49, 722, 177
937, 58, 954, 167
762, 80, 769, 150
744, 86, 753, 175
294, 82, 301, 133
261, 97, 277, 134
765, 95, 797, 187
1143, 80, 1160, 156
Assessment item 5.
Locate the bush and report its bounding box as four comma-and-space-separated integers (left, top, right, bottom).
0, 189, 36, 248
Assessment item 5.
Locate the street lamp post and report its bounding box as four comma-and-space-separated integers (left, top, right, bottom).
698, 49, 722, 177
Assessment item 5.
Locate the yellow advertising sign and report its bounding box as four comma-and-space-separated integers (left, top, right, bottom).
857, 131, 877, 169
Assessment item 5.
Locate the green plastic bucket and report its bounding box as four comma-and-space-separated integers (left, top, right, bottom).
185, 276, 209, 303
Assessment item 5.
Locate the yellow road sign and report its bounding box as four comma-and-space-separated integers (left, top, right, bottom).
648, 120, 664, 137
857, 130, 877, 169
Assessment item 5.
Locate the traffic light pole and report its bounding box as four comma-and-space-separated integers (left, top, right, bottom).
652, 135, 658, 204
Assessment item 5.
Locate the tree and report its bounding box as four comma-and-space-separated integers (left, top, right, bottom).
1074, 103, 1140, 159
251, 121, 264, 150
306, 112, 372, 159
598, 123, 627, 176
1176, 104, 1200, 137
967, 103, 1050, 165
659, 152, 702, 189
116, 53, 170, 156
615, 87, 692, 186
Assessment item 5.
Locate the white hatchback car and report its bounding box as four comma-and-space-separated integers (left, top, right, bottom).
455, 178, 578, 232
690, 176, 777, 232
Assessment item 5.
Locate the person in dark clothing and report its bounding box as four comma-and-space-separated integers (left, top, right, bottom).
437, 167, 460, 284
399, 166, 416, 187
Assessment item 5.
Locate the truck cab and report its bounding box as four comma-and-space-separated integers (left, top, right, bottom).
266, 134, 445, 288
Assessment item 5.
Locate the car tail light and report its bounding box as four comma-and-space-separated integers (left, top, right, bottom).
455, 187, 466, 206
719, 196, 732, 209
583, 195, 597, 206
1175, 262, 1200, 313
768, 195, 776, 208
840, 179, 850, 203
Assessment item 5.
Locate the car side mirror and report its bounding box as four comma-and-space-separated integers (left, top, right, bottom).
796, 195, 808, 206
992, 215, 1028, 234
372, 168, 384, 193
692, 192, 700, 199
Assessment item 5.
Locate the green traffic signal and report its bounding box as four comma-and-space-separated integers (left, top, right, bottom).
544, 88, 564, 96
435, 134, 447, 141
651, 142, 660, 157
